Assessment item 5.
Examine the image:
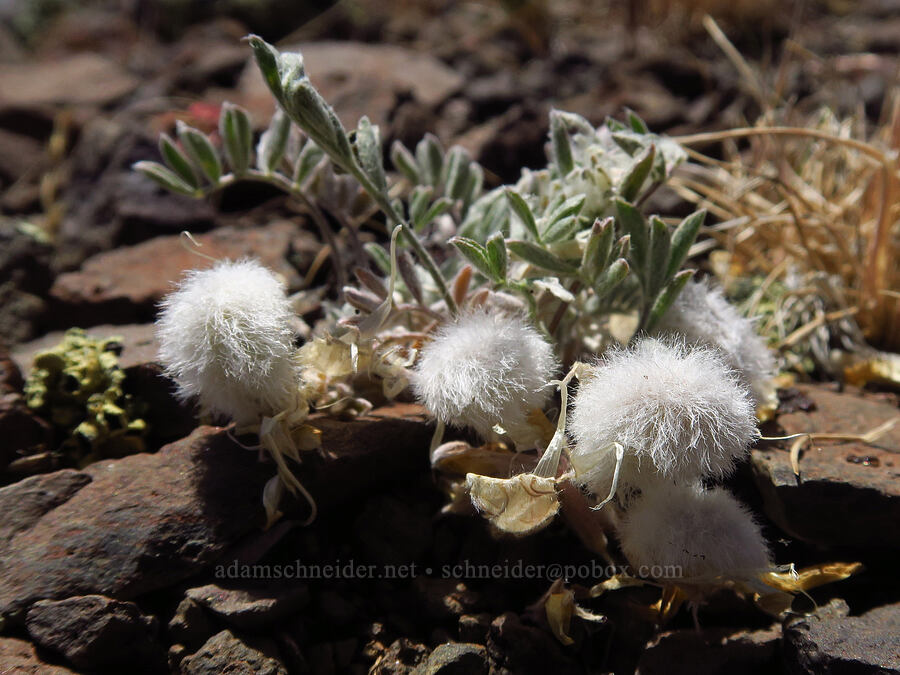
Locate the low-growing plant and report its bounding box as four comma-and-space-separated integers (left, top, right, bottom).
138, 36, 859, 629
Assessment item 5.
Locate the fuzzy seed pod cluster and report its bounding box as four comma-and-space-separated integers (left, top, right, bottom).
156, 259, 300, 426
570, 336, 771, 584
654, 278, 776, 406
412, 310, 558, 448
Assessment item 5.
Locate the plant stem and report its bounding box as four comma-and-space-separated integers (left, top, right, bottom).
675, 127, 893, 166
202, 170, 348, 291
348, 167, 459, 316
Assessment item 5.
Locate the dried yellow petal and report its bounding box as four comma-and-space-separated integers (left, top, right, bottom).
761, 562, 863, 593
466, 472, 559, 535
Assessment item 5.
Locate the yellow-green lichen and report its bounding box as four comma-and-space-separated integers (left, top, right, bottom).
24, 328, 148, 466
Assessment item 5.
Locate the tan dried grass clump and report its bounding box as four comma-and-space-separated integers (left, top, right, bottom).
669, 96, 900, 354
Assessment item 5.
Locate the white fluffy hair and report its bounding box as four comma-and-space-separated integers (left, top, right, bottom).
411, 311, 558, 445
654, 279, 776, 405
569, 338, 757, 492
618, 484, 771, 581
156, 259, 299, 425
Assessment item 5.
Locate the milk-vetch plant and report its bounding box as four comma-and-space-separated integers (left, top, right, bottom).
156, 258, 320, 526
139, 36, 856, 627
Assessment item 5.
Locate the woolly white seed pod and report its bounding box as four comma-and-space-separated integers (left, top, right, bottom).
618, 484, 771, 582
411, 311, 558, 446
569, 338, 757, 493
654, 279, 776, 406
156, 259, 299, 425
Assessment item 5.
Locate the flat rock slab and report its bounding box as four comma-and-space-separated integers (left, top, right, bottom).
752, 384, 900, 548
185, 582, 309, 630
784, 598, 900, 674
0, 426, 270, 623
239, 41, 463, 131
0, 53, 138, 108
49, 221, 302, 326
26, 594, 162, 671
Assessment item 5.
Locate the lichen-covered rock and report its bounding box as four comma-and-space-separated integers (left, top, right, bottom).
413, 642, 489, 675
179, 630, 288, 675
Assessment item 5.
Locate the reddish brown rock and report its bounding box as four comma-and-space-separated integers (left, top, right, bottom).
0, 470, 91, 545
0, 426, 271, 623
0, 351, 24, 393
752, 384, 900, 548
49, 221, 303, 325
487, 612, 580, 675
0, 53, 138, 109
185, 582, 309, 630
0, 636, 77, 674
0, 393, 53, 478
784, 599, 900, 675
0, 128, 44, 184
304, 404, 433, 515
238, 42, 463, 132
637, 625, 781, 675
0, 404, 433, 623
26, 594, 163, 671
168, 597, 217, 651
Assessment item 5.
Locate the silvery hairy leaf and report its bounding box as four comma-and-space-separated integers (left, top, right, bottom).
449, 236, 494, 280
158, 134, 198, 188
615, 199, 648, 278
647, 216, 671, 297
593, 257, 630, 300
505, 188, 541, 242
619, 144, 655, 202
506, 240, 578, 276
666, 209, 706, 279
646, 268, 695, 331
133, 161, 197, 196
176, 121, 222, 183
219, 103, 253, 175
293, 140, 325, 186
485, 232, 508, 283
390, 140, 420, 184
353, 116, 388, 195
415, 134, 444, 187
580, 217, 614, 283
257, 108, 291, 173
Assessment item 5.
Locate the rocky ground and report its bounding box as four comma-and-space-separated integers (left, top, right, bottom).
0, 1, 899, 673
